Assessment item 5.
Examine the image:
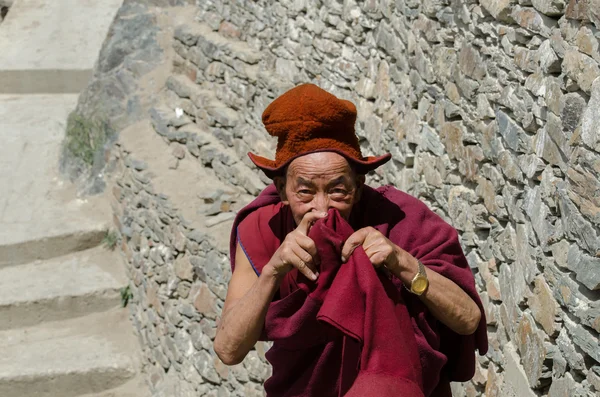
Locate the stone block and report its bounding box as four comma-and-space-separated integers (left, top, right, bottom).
587, 366, 600, 392
421, 125, 445, 156
581, 77, 600, 152
514, 46, 538, 73
562, 312, 600, 363
528, 276, 559, 335
561, 92, 587, 135
548, 372, 589, 397
175, 24, 202, 46
535, 125, 566, 169
481, 259, 503, 302
511, 6, 557, 37
374, 21, 404, 61
499, 264, 524, 340
501, 183, 526, 223
447, 186, 481, 232
480, 0, 515, 22
516, 312, 549, 388
496, 223, 517, 262
544, 259, 600, 332
502, 343, 538, 397
566, 168, 600, 227
567, 244, 600, 290
557, 187, 599, 255
485, 362, 503, 397
518, 153, 545, 179
591, 0, 600, 28
524, 186, 557, 250
200, 318, 217, 339
174, 255, 194, 282
243, 382, 266, 397
459, 44, 486, 80
565, 0, 590, 21
193, 350, 220, 384
563, 49, 600, 93
213, 356, 230, 382
192, 283, 218, 319
515, 224, 540, 283
244, 350, 270, 382
550, 240, 570, 270
532, 0, 567, 16
455, 70, 479, 98
556, 327, 586, 372
498, 150, 524, 183
496, 110, 531, 153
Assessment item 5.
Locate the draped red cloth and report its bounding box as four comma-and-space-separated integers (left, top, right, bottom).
230, 185, 488, 397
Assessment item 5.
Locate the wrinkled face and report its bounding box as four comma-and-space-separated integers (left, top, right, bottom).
274, 152, 364, 225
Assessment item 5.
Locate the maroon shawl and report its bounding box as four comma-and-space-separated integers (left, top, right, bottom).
230, 185, 488, 397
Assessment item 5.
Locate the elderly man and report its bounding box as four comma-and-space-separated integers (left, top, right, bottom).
214, 84, 487, 397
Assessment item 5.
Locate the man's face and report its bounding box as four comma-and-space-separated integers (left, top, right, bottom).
275, 152, 364, 225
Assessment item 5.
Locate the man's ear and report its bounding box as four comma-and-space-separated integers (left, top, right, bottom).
273, 176, 289, 204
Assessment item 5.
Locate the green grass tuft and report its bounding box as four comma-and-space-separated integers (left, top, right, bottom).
64, 112, 115, 166
102, 230, 120, 250
120, 285, 133, 307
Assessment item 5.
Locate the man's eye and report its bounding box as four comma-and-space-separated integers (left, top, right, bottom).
298, 190, 312, 195
331, 189, 348, 195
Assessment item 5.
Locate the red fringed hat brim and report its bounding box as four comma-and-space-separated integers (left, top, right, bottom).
248, 150, 392, 179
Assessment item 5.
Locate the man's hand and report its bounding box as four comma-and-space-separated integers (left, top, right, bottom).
341, 227, 400, 269
267, 211, 327, 281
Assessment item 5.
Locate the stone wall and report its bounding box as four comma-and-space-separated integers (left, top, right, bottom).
112, 130, 271, 396
109, 0, 600, 396
100, 2, 273, 396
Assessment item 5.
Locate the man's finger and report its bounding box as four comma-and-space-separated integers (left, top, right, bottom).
291, 244, 316, 272
365, 247, 387, 268
296, 234, 320, 266
297, 210, 328, 235
341, 228, 370, 262
291, 255, 318, 281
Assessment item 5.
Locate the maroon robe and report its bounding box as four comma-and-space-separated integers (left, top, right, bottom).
230, 185, 488, 397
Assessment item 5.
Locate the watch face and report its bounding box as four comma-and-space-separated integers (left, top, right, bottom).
412, 277, 428, 294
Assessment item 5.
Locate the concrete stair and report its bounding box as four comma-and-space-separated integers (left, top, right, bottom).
0, 0, 148, 394
0, 0, 123, 93
0, 247, 127, 330
0, 94, 111, 268
0, 309, 145, 397
0, 246, 149, 396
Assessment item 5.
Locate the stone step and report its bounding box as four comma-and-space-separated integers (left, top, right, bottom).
0, 309, 142, 397
165, 74, 241, 128
150, 78, 266, 197
80, 377, 150, 397
174, 21, 260, 66
0, 247, 128, 330
0, 0, 123, 93
0, 227, 109, 269
0, 94, 112, 267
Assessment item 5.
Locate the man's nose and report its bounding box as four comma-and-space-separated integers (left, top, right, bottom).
313, 193, 329, 213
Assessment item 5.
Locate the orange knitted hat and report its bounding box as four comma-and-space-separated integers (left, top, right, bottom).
248, 83, 391, 178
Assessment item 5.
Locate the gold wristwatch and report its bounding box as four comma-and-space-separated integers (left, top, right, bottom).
409, 260, 429, 295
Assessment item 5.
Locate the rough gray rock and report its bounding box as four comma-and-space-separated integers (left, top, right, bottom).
581, 77, 600, 152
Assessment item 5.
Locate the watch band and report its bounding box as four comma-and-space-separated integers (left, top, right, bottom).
417, 260, 426, 278
404, 259, 428, 294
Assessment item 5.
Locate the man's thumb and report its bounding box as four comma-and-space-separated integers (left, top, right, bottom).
341, 241, 358, 263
